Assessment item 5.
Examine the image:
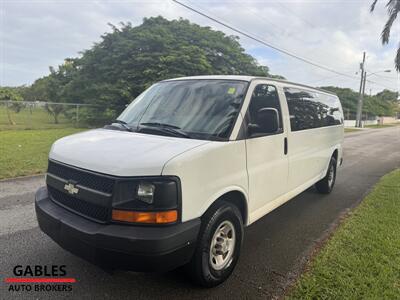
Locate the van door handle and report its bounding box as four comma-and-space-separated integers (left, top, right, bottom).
284, 137, 288, 155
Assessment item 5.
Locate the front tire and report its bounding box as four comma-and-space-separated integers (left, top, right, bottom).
315, 156, 337, 194
187, 201, 243, 287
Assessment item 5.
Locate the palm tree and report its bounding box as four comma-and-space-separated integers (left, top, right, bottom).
371, 0, 400, 71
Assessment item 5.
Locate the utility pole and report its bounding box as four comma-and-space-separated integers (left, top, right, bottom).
361, 71, 367, 124
356, 52, 366, 127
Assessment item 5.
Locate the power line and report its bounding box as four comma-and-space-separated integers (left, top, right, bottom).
229, 0, 345, 64
227, 0, 361, 75
189, 0, 341, 75
187, 0, 333, 69
307, 74, 350, 85
230, 0, 309, 44
228, 0, 284, 40
172, 0, 359, 80
186, 0, 281, 46
366, 79, 398, 91
172, 0, 398, 91
368, 73, 398, 81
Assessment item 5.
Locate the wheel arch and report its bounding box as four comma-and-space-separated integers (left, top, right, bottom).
332, 148, 338, 161
332, 147, 341, 167
201, 189, 249, 226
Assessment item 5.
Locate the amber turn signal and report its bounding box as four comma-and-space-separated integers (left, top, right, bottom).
112, 209, 178, 224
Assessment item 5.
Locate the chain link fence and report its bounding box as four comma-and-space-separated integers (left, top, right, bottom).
342, 109, 378, 121
0, 101, 115, 130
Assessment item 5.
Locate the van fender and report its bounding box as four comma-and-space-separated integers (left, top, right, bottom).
198, 185, 249, 225
322, 147, 340, 177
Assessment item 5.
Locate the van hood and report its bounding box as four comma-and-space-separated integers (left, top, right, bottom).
49, 129, 209, 176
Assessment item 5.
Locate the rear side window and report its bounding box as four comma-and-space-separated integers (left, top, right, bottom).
284, 87, 343, 131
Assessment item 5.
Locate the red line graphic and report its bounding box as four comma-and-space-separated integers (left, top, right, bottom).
5, 277, 76, 283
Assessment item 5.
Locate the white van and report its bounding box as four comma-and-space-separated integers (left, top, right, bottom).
35, 76, 343, 287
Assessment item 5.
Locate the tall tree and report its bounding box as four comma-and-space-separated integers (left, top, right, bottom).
28, 61, 79, 123
62, 17, 282, 123
371, 0, 400, 71
22, 17, 282, 125
321, 86, 398, 117
374, 89, 399, 102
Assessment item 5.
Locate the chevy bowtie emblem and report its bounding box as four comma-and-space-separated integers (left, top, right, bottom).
64, 182, 79, 195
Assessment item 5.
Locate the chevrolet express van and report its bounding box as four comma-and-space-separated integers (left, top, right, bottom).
35, 76, 344, 287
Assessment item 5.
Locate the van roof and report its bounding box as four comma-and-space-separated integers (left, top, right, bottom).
164, 75, 337, 97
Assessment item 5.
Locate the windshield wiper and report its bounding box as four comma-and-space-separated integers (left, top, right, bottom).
138, 122, 191, 138
139, 122, 181, 129
111, 119, 134, 132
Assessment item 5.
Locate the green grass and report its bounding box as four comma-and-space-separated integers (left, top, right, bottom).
0, 106, 74, 130
0, 128, 85, 179
364, 123, 400, 129
288, 169, 400, 299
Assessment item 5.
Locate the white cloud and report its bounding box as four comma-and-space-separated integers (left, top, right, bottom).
1, 0, 399, 93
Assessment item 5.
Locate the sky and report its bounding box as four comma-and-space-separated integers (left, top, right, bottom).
1, 0, 400, 94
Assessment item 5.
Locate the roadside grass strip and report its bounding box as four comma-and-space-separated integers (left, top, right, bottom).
0, 128, 85, 179
344, 128, 362, 133
365, 123, 400, 129
288, 169, 400, 299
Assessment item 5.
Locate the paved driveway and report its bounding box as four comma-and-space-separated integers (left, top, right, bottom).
1, 127, 399, 299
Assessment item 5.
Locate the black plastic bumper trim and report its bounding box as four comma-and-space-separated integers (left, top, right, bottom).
35, 186, 200, 272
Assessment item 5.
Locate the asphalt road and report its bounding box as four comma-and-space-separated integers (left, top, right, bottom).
1, 127, 399, 299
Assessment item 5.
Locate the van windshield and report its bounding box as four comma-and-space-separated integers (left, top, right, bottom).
117, 80, 248, 140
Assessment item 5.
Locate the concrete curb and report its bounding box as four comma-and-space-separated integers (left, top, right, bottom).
0, 173, 45, 183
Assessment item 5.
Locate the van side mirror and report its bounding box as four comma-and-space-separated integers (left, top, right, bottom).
248, 108, 280, 136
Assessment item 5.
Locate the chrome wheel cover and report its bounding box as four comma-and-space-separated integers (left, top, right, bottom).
209, 220, 236, 271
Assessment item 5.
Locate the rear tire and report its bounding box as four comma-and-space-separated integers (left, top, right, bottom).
186, 201, 243, 287
315, 157, 337, 194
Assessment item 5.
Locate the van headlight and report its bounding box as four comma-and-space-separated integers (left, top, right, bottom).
136, 182, 155, 204
112, 177, 181, 224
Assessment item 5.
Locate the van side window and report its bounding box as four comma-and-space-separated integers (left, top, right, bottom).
246, 84, 283, 137
284, 87, 343, 131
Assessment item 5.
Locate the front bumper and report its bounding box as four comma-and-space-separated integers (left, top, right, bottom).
35, 186, 200, 272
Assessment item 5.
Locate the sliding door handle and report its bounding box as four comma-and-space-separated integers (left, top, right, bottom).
284, 137, 288, 155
